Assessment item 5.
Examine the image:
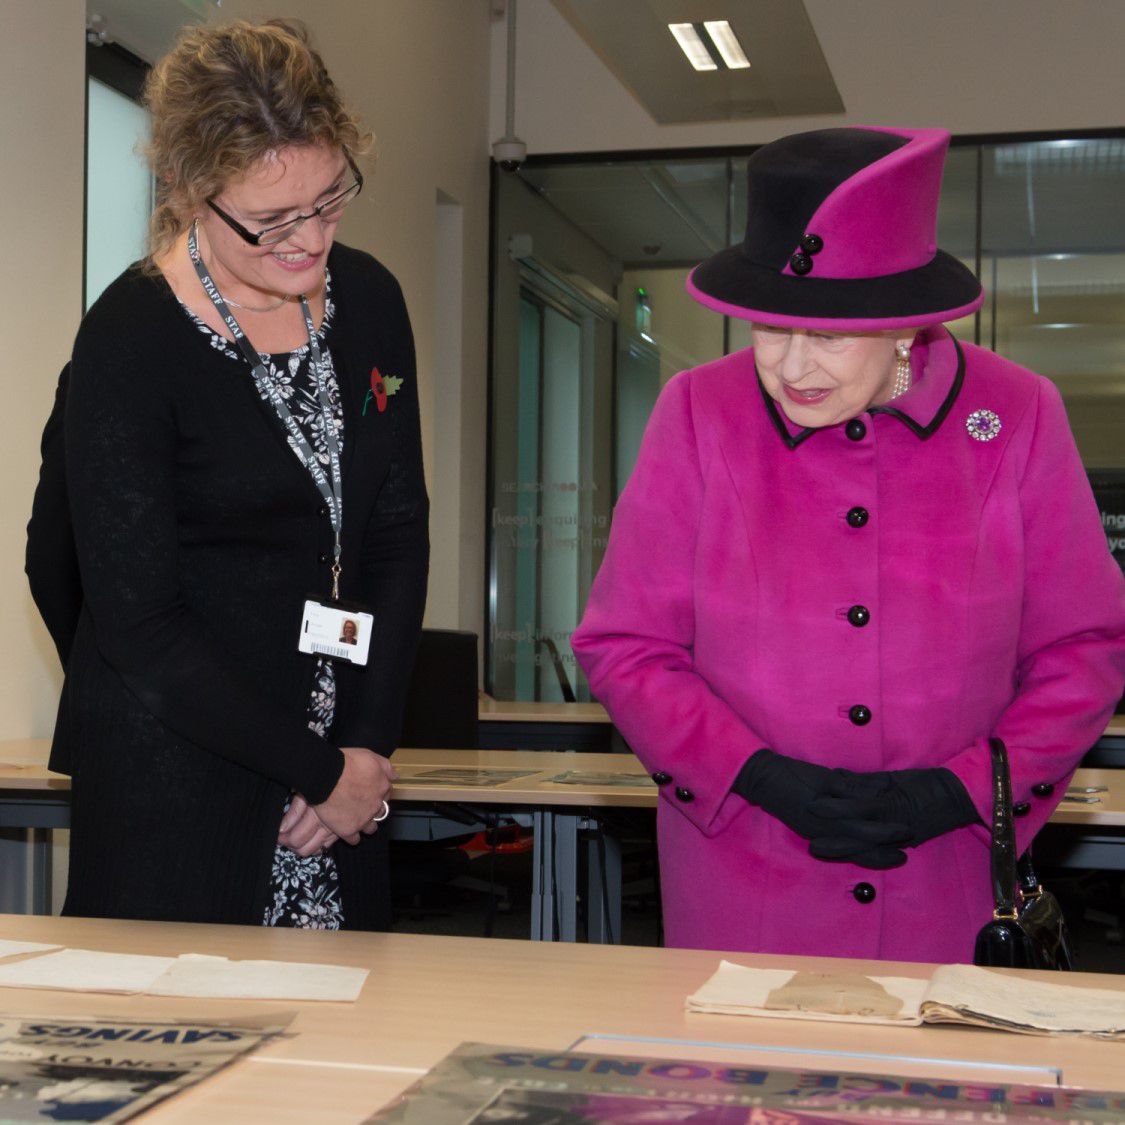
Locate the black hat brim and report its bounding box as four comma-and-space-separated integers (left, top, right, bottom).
688, 247, 983, 330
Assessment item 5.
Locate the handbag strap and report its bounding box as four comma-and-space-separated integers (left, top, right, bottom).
988, 737, 1019, 920
1017, 843, 1043, 900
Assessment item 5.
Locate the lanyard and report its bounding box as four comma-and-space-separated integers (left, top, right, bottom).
188, 222, 345, 599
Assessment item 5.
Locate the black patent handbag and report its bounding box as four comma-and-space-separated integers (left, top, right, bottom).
973, 738, 1074, 970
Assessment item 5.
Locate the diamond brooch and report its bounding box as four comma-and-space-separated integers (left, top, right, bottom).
966, 409, 1002, 441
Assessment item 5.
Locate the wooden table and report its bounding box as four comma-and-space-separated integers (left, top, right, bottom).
0, 914, 1122, 1122
3, 742, 1124, 942
477, 694, 614, 751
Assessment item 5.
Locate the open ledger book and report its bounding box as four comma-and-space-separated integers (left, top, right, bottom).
686, 962, 1125, 1039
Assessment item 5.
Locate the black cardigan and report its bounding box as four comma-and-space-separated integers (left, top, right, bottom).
34, 243, 428, 927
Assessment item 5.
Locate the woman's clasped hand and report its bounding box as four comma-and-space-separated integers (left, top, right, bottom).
278, 748, 396, 857
733, 749, 979, 871
312, 747, 397, 845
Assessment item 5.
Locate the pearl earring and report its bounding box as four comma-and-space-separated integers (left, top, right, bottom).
891, 342, 912, 399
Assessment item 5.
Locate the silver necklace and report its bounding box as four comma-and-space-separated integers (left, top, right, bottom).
189, 219, 290, 313
223, 292, 290, 313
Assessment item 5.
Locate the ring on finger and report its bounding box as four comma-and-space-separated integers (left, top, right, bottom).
371, 799, 391, 824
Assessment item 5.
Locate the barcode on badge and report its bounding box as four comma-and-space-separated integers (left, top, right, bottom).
312, 643, 350, 659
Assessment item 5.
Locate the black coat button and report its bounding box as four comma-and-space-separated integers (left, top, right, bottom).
848, 705, 872, 726
675, 787, 695, 803
847, 605, 870, 628
1032, 783, 1055, 798
1013, 801, 1031, 817
652, 771, 672, 786
845, 419, 867, 441
801, 232, 824, 254
846, 506, 869, 528
853, 882, 876, 904
318, 552, 330, 564
790, 252, 813, 275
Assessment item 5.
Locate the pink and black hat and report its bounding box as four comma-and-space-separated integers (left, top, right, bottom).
687, 126, 984, 331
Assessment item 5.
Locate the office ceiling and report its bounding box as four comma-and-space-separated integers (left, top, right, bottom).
547, 0, 842, 124
520, 138, 1125, 273
87, 0, 215, 63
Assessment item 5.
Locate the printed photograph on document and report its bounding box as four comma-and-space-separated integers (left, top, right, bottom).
299, 599, 373, 665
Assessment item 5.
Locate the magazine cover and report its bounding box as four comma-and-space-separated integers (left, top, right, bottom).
365, 1042, 1125, 1125
0, 1012, 289, 1122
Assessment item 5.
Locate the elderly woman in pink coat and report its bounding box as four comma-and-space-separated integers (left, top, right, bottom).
571, 126, 1125, 965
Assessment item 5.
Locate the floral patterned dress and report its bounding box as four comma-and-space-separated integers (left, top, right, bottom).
178, 277, 346, 930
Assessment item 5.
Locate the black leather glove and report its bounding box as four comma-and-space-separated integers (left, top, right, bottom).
808, 768, 980, 862
733, 750, 910, 854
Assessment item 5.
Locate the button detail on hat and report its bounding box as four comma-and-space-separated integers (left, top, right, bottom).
846, 506, 869, 528
845, 419, 867, 441
800, 233, 824, 254
789, 252, 813, 275
848, 705, 872, 726
675, 787, 695, 803
1032, 783, 1055, 798
1013, 801, 1031, 817
853, 882, 876, 904
847, 605, 870, 627
652, 771, 672, 786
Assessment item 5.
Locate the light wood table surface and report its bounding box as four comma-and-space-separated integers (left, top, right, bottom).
0, 913, 1123, 1123
478, 695, 610, 724
2, 740, 1122, 822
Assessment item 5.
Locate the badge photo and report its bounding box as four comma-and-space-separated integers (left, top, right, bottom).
298, 599, 373, 666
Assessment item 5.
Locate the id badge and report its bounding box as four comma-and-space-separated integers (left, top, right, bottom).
298, 599, 373, 666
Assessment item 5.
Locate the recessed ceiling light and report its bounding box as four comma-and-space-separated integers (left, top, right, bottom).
703, 21, 751, 69
668, 23, 718, 71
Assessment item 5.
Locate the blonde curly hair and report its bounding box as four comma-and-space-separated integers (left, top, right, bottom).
142, 18, 371, 266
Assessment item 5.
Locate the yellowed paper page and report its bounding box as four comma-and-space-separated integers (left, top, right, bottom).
0, 948, 174, 993
686, 960, 927, 1026
923, 964, 1125, 1038
148, 953, 369, 1002
0, 939, 62, 961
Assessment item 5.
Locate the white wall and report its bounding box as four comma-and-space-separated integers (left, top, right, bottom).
0, 0, 86, 740
491, 0, 1125, 154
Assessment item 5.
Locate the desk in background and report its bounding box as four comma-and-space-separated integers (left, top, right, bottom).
3, 741, 1125, 945
477, 694, 614, 750
0, 913, 1123, 1122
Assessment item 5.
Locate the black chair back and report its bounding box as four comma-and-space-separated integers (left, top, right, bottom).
400, 629, 479, 749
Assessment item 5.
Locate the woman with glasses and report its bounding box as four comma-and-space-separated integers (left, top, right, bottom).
28, 19, 427, 929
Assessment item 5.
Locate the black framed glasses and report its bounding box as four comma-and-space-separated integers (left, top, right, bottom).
207, 152, 364, 247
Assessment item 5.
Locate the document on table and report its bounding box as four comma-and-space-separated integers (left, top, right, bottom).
543, 770, 655, 787
0, 948, 368, 1001
149, 953, 368, 1002
687, 961, 1125, 1038
396, 767, 540, 786
0, 939, 63, 960
0, 948, 174, 993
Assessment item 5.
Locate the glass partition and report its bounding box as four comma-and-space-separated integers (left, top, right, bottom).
488, 133, 1125, 698
85, 76, 152, 309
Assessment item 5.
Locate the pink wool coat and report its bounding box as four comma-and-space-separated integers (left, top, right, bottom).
572, 327, 1125, 964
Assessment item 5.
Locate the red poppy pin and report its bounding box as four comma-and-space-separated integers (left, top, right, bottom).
363, 367, 403, 415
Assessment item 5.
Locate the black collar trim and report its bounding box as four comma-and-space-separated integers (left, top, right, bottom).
758, 335, 966, 449
758, 373, 817, 450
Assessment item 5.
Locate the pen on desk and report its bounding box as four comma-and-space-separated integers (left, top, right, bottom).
1060, 794, 1102, 803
